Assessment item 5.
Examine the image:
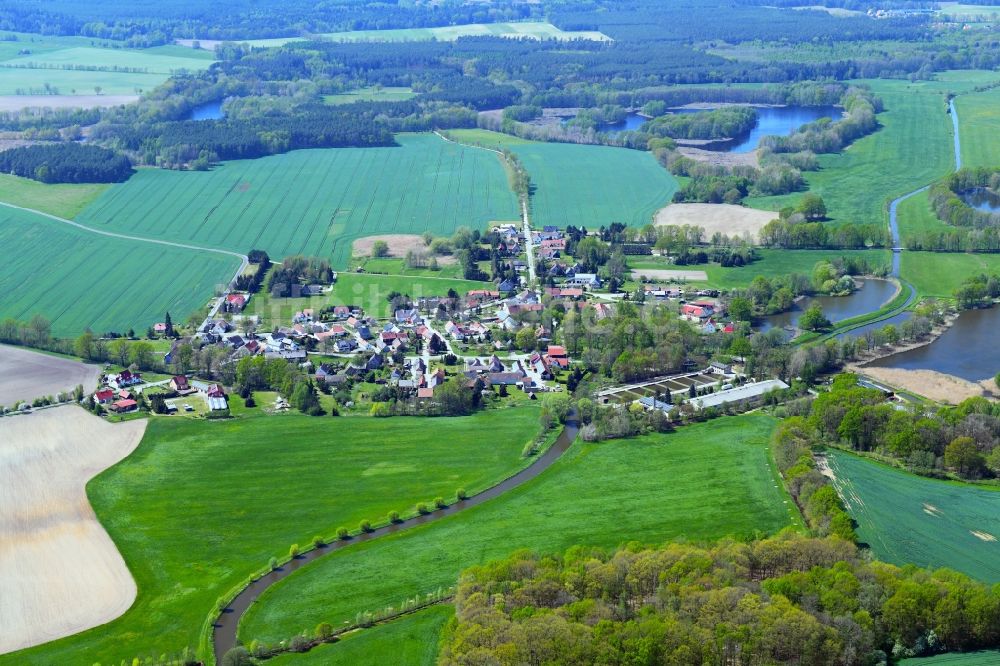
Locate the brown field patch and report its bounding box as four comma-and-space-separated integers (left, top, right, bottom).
630, 268, 708, 282
352, 234, 456, 264
972, 530, 997, 542
856, 367, 997, 404
654, 203, 777, 242
0, 344, 100, 407
677, 146, 761, 169
0, 405, 146, 654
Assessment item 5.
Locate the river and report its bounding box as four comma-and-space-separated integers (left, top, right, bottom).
759, 278, 897, 333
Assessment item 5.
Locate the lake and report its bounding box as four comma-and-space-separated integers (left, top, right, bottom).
960, 188, 1000, 214
708, 105, 842, 153
188, 100, 224, 121
868, 306, 1000, 381
759, 278, 897, 333
600, 112, 649, 132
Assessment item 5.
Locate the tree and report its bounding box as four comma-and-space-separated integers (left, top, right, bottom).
435, 378, 475, 416
74, 330, 95, 359
728, 296, 753, 323
221, 647, 252, 666
291, 380, 324, 416
798, 304, 830, 332
109, 338, 130, 367
174, 343, 194, 374
797, 193, 827, 221
515, 326, 537, 352
574, 237, 610, 272
164, 311, 174, 337
371, 240, 389, 257
944, 436, 986, 478
128, 341, 154, 369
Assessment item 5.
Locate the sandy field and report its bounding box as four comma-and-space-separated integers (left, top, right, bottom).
353, 234, 456, 264
677, 146, 760, 169
855, 367, 997, 404
0, 95, 138, 112
630, 268, 708, 281
0, 406, 146, 654
0, 345, 100, 407
654, 203, 776, 242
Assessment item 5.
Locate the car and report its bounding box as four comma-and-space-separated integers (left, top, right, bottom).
183, 404, 194, 412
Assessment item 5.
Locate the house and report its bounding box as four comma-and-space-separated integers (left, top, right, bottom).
488, 372, 524, 386
316, 363, 337, 381
109, 370, 143, 389
293, 309, 314, 324
153, 322, 168, 334
224, 293, 248, 312
546, 345, 570, 369
417, 387, 434, 400
332, 305, 352, 320
109, 399, 138, 413
709, 361, 733, 375
335, 338, 358, 353
591, 302, 613, 320
93, 389, 115, 405
681, 304, 714, 321
498, 279, 518, 294
357, 325, 373, 340
302, 284, 325, 297
206, 383, 225, 398
117, 389, 133, 400
565, 273, 601, 289
170, 375, 191, 391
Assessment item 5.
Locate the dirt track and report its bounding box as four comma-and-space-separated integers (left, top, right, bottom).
0, 406, 146, 654
654, 203, 776, 242
0, 345, 100, 407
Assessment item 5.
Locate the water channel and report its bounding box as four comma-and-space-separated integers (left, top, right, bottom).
188, 100, 225, 121
758, 278, 898, 334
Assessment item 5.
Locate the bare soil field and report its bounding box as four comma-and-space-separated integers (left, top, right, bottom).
654, 203, 776, 242
630, 268, 708, 281
0, 95, 138, 111
856, 366, 997, 404
0, 405, 146, 654
352, 234, 456, 264
677, 146, 760, 169
0, 345, 99, 407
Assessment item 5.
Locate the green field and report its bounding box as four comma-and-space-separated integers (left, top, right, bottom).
900, 251, 1000, 299
0, 206, 238, 336
269, 605, 454, 666
447, 129, 678, 229
4, 46, 213, 74
5, 408, 540, 665
955, 87, 1000, 169
896, 189, 953, 243
0, 174, 108, 218
319, 22, 611, 42
747, 78, 960, 227
323, 86, 416, 105
239, 415, 798, 645
827, 450, 1000, 583
76, 134, 519, 268
902, 652, 1000, 665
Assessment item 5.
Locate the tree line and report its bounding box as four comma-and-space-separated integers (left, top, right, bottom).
0, 143, 132, 183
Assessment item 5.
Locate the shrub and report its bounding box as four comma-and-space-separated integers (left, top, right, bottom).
337, 527, 349, 539
312, 535, 324, 547
315, 621, 334, 639
268, 556, 278, 570
456, 487, 468, 500
388, 510, 401, 523
434, 496, 446, 509
417, 502, 430, 515
289, 634, 310, 653
289, 544, 300, 558
359, 519, 372, 532
221, 647, 252, 666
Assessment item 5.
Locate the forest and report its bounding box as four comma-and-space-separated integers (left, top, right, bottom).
0, 143, 132, 183
442, 532, 1000, 665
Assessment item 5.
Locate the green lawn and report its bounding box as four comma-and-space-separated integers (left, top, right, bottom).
0, 205, 238, 336
896, 189, 953, 243
249, 271, 489, 326
955, 87, 1000, 169
239, 415, 798, 646
323, 86, 416, 105
350, 256, 466, 280
900, 251, 1000, 299
269, 605, 454, 665
746, 77, 961, 227
3, 46, 212, 74
76, 134, 520, 268
901, 652, 1000, 665
5, 408, 541, 665
827, 450, 1000, 583
319, 22, 611, 42
0, 174, 108, 218
447, 129, 678, 229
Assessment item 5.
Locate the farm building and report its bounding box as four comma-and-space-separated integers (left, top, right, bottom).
93, 389, 115, 405
169, 375, 190, 392
109, 399, 138, 413
689, 379, 789, 411
207, 396, 228, 411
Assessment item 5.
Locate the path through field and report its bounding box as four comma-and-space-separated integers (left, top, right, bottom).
0, 406, 146, 654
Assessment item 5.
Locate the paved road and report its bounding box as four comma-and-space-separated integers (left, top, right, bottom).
212, 415, 579, 662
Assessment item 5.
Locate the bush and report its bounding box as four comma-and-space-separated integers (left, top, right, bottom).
388, 510, 401, 523
416, 502, 430, 515
315, 621, 334, 639
337, 527, 349, 540
359, 519, 372, 532
221, 647, 252, 666
312, 535, 324, 547
289, 543, 300, 558
268, 556, 278, 570
434, 496, 446, 509
289, 634, 310, 653
456, 487, 468, 500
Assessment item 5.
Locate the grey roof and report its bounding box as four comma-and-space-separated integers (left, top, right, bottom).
690, 379, 789, 410
207, 396, 228, 411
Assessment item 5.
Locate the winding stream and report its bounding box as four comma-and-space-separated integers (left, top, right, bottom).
212, 417, 580, 661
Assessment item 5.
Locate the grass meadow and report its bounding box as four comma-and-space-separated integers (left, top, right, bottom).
901, 652, 1000, 665
323, 86, 416, 105
268, 605, 454, 666
76, 134, 519, 268
0, 206, 238, 336
239, 415, 798, 646
827, 450, 1000, 583
0, 174, 108, 218
447, 129, 679, 229
955, 87, 1000, 169
900, 251, 1000, 299
3, 408, 540, 665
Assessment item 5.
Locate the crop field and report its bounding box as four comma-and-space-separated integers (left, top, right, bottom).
955, 87, 1000, 169
827, 451, 1000, 583
0, 206, 238, 337
4, 408, 540, 665
269, 605, 454, 666
76, 134, 519, 268
319, 22, 611, 42
239, 415, 799, 645
0, 344, 99, 406
0, 174, 108, 219
900, 251, 1000, 299
446, 129, 678, 229
901, 651, 1000, 665
323, 86, 416, 105
746, 78, 959, 226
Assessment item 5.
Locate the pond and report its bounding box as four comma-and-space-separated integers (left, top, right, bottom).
188, 100, 224, 121
960, 188, 1000, 214
868, 306, 1000, 381
758, 278, 897, 334
707, 105, 843, 153
599, 112, 648, 133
